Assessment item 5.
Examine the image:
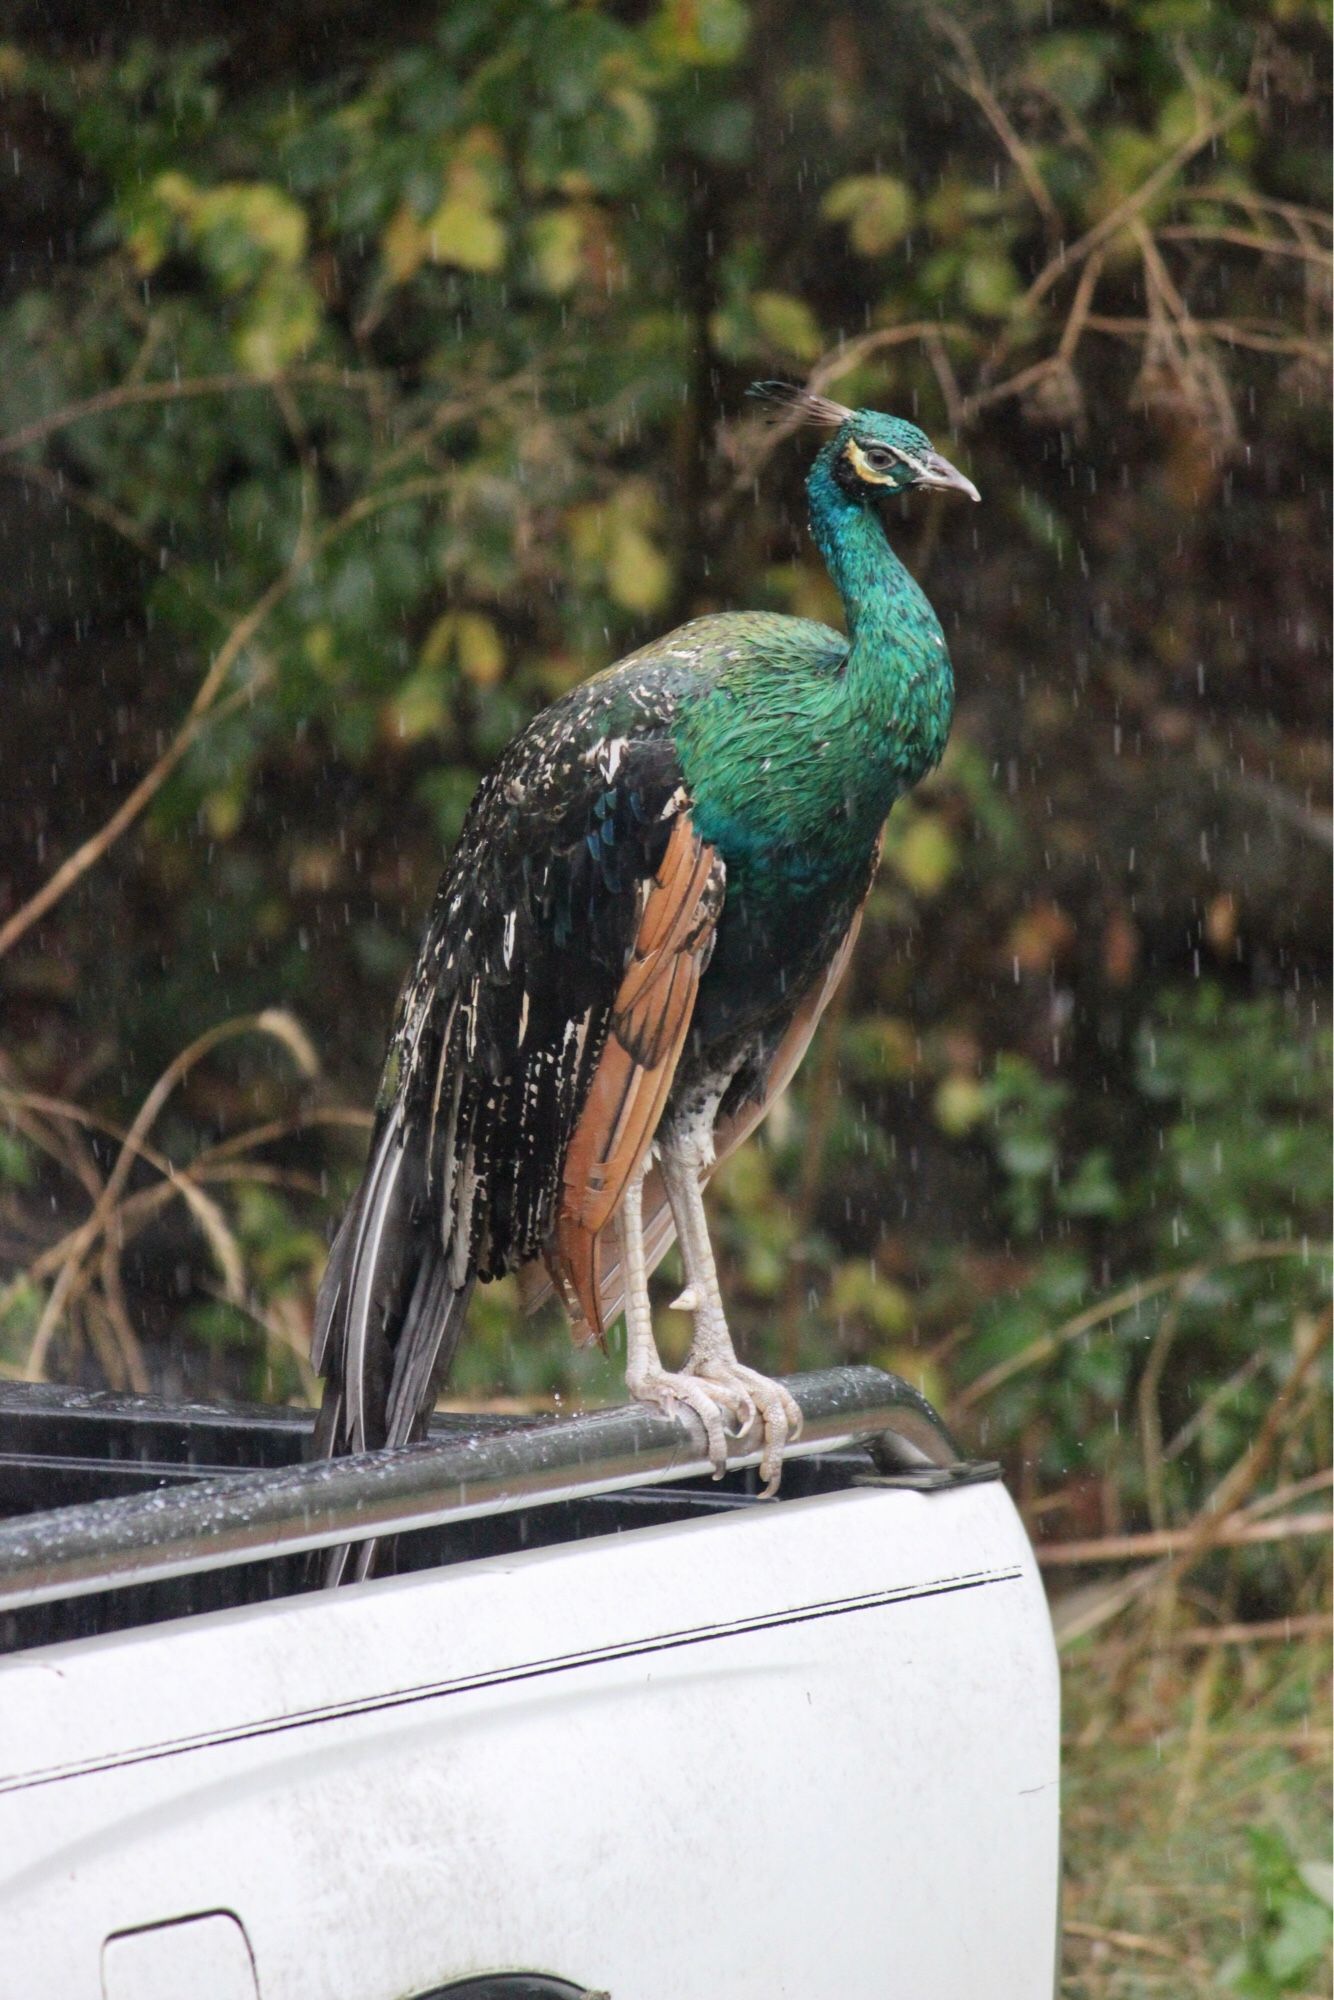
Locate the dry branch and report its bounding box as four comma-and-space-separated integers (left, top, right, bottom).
0, 364, 387, 460
953, 1238, 1326, 1411
1036, 1511, 1332, 1565
1156, 223, 1333, 266
1063, 1917, 1207, 1971
1084, 315, 1330, 362
1159, 1612, 1332, 1649
0, 596, 287, 962
0, 474, 419, 959
20, 1010, 318, 1381
931, 11, 1062, 242
1054, 1310, 1331, 1648
972, 93, 1255, 396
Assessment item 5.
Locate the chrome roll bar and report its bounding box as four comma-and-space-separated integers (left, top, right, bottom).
0, 1367, 959, 1614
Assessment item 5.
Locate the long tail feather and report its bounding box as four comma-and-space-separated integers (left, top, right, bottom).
385, 1267, 473, 1447
311, 1113, 473, 1585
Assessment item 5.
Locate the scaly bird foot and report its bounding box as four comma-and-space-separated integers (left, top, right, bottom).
625, 1362, 755, 1479
687, 1359, 803, 1497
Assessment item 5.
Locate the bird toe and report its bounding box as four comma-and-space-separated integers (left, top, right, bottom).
690, 1359, 797, 1495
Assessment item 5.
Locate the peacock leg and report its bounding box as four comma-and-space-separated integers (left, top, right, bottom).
658, 1121, 803, 1497
620, 1163, 753, 1479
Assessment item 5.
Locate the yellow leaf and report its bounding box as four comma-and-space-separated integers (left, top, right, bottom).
767, 561, 843, 626
862, 1017, 919, 1079
961, 248, 1019, 319
607, 523, 671, 614
204, 787, 243, 839
382, 203, 428, 284
830, 1261, 912, 1338
425, 195, 506, 273
566, 502, 609, 566
195, 183, 307, 267
303, 622, 338, 677
608, 86, 657, 157
126, 172, 198, 274
652, 0, 750, 66
126, 209, 173, 277
419, 614, 457, 670
530, 209, 584, 293
822, 175, 913, 256
420, 610, 505, 687
533, 652, 583, 696
712, 1143, 775, 1210
454, 611, 505, 685
875, 1351, 946, 1413
751, 290, 822, 361
234, 271, 320, 378
886, 811, 958, 897
151, 171, 201, 218
385, 669, 448, 744
934, 1074, 987, 1136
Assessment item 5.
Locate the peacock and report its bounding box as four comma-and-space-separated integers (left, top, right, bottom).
312, 383, 978, 1573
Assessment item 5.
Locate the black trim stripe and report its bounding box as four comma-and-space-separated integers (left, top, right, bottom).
2, 1565, 1022, 1796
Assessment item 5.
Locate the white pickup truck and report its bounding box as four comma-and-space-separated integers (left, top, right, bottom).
0, 1367, 1059, 1998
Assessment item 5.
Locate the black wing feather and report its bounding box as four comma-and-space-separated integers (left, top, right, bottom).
312, 681, 690, 1474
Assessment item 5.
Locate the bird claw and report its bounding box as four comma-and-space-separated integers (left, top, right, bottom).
689, 1359, 802, 1496
627, 1365, 755, 1479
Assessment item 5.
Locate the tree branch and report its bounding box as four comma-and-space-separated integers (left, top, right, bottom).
975, 95, 1254, 392
931, 12, 1063, 243
953, 1238, 1329, 1411
0, 450, 466, 962
0, 364, 387, 460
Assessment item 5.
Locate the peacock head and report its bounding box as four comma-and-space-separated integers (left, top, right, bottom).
749, 381, 980, 505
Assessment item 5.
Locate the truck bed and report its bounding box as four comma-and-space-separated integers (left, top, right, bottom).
0, 1369, 1060, 1998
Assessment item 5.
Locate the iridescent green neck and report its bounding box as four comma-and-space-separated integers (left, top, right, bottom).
806, 443, 954, 783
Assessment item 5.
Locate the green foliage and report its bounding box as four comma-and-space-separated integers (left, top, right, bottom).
0, 1282, 43, 1371
975, 987, 1331, 1258
1220, 1827, 1333, 1997
0, 1130, 35, 1190
955, 986, 1331, 1535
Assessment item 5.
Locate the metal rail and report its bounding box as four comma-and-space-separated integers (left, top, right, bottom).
0, 1367, 959, 1614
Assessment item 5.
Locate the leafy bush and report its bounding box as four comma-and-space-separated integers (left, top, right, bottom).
1221, 1827, 1333, 1998
952, 986, 1330, 1539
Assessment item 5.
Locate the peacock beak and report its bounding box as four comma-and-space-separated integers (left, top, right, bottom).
920, 451, 981, 503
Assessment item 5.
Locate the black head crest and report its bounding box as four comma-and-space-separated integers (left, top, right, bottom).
748, 381, 853, 429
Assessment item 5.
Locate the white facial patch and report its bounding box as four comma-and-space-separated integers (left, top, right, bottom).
845, 438, 912, 486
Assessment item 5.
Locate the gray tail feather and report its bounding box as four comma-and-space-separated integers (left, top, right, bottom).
309, 1119, 474, 1587
321, 1277, 473, 1587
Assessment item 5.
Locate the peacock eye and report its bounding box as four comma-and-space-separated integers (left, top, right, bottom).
862, 447, 894, 473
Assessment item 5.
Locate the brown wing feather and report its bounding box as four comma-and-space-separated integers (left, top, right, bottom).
545, 812, 723, 1339
589, 901, 864, 1330
519, 899, 865, 1332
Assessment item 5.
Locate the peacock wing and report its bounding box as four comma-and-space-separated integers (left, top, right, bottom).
545, 811, 724, 1340
314, 699, 706, 1452
569, 899, 865, 1332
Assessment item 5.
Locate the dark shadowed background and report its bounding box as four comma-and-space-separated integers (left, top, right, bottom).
1, 4, 1329, 1985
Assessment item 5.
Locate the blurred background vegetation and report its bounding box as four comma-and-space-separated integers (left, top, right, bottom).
0, 0, 1329, 1982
